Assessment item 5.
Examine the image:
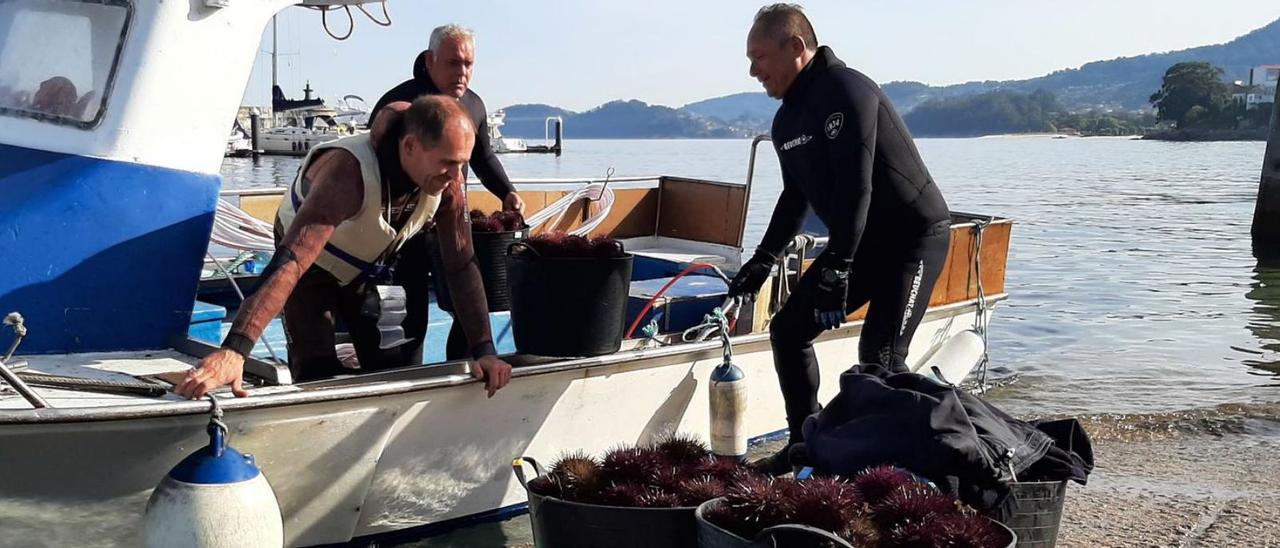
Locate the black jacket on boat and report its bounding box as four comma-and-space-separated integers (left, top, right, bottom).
798, 364, 1092, 516
760, 46, 950, 268
370, 52, 515, 200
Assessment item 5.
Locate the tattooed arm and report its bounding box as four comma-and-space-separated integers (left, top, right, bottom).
178, 150, 363, 399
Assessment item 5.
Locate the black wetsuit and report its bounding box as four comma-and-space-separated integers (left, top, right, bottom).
759, 46, 952, 443
371, 52, 514, 359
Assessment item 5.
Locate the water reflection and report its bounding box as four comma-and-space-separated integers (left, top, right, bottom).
1245, 250, 1280, 377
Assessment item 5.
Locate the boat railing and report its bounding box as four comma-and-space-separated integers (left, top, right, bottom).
216, 175, 669, 200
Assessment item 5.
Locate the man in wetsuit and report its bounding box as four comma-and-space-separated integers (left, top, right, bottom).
372, 23, 522, 360
728, 4, 953, 475
178, 97, 512, 400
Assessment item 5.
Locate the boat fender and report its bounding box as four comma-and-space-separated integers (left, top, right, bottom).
918, 329, 986, 385
142, 397, 283, 548
709, 360, 747, 460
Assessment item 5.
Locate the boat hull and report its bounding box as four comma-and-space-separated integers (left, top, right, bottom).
0, 300, 997, 547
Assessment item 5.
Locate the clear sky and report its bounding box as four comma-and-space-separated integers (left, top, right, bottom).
244, 1, 1280, 113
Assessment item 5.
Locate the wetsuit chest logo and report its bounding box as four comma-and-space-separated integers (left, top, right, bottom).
781, 134, 812, 151
825, 112, 844, 139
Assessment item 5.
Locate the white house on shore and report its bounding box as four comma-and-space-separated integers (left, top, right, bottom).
1246, 65, 1280, 110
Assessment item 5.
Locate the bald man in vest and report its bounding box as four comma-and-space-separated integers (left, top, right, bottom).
179, 96, 513, 399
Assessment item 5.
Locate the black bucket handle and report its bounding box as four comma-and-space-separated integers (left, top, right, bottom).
508, 241, 538, 258
603, 238, 625, 255
754, 524, 855, 548
512, 456, 544, 490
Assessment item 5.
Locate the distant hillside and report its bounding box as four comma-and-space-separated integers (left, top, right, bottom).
496, 100, 752, 139
495, 18, 1280, 138
680, 92, 778, 132
663, 17, 1280, 121
493, 104, 574, 138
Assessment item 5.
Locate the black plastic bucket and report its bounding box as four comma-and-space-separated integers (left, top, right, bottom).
514, 457, 698, 548
506, 242, 633, 357
695, 498, 1017, 548
429, 229, 524, 312
1004, 481, 1067, 548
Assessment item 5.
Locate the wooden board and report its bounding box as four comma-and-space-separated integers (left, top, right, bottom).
656, 178, 747, 247
240, 194, 284, 224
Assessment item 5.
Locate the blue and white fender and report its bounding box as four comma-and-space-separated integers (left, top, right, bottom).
142, 398, 282, 548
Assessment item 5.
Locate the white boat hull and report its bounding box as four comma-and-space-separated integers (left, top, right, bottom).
0, 299, 998, 547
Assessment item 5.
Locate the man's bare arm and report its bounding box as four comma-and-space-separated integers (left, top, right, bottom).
221, 150, 364, 354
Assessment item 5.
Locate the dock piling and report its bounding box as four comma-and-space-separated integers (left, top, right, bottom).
1251, 85, 1280, 256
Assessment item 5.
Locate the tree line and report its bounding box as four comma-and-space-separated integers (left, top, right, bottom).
902, 60, 1273, 137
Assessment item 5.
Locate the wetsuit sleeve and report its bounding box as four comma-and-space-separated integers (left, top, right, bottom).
756, 164, 808, 257
820, 83, 879, 269
221, 151, 363, 353
435, 178, 498, 358
469, 100, 516, 200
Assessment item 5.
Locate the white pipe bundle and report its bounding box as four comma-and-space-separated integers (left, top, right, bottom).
523, 182, 616, 236
211, 199, 276, 252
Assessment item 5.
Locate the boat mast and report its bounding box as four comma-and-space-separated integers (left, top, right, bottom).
271, 15, 278, 92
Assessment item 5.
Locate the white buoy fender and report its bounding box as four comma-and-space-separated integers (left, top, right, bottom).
143, 409, 282, 547
709, 361, 747, 459
917, 329, 986, 385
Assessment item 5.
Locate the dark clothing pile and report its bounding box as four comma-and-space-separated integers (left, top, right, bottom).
798, 364, 1093, 517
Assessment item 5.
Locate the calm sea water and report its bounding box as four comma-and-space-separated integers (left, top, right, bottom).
220, 137, 1280, 419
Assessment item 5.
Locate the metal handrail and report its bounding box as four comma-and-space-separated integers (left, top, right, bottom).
743, 134, 770, 249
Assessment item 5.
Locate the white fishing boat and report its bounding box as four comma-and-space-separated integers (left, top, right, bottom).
488, 109, 528, 153
226, 123, 254, 157
0, 2, 1012, 546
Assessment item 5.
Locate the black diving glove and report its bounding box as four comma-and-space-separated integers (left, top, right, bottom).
728, 248, 777, 301
813, 259, 850, 330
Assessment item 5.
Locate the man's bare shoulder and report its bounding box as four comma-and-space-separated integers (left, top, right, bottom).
299, 148, 364, 222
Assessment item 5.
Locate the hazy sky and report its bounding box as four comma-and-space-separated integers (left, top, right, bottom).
244, 1, 1280, 112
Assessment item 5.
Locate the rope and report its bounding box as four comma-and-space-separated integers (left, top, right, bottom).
969, 216, 994, 392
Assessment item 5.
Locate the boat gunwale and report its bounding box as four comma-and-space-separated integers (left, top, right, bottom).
0, 295, 1005, 425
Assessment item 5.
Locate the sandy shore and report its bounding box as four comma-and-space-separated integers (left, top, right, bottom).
1055, 414, 1280, 547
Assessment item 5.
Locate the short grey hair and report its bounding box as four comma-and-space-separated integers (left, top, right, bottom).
753, 4, 818, 51
428, 24, 475, 52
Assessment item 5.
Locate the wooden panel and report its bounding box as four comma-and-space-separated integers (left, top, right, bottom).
240, 194, 283, 224
942, 221, 1012, 304
840, 220, 1011, 319
588, 189, 659, 238
656, 178, 747, 247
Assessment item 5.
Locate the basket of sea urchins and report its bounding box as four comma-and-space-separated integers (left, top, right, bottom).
513, 434, 762, 548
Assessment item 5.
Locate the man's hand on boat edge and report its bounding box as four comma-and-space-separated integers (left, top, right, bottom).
176, 349, 514, 399
471, 355, 512, 398
178, 348, 248, 399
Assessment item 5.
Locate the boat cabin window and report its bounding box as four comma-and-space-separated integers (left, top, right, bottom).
0, 0, 131, 129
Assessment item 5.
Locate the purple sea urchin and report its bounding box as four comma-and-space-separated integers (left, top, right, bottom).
675, 476, 726, 506
635, 489, 683, 508
790, 477, 863, 536
932, 513, 1009, 548
597, 482, 651, 507
871, 484, 960, 530
527, 475, 560, 498
548, 451, 602, 500
690, 457, 751, 483
851, 465, 917, 506
648, 466, 686, 494
599, 445, 664, 486
655, 433, 710, 466
721, 475, 798, 538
